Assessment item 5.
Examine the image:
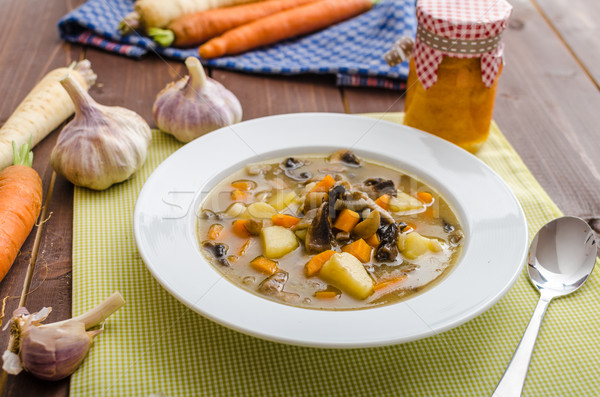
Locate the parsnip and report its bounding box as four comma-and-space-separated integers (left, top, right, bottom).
0, 61, 96, 171
120, 0, 267, 33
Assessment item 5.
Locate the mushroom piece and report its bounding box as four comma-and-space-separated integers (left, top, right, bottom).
305, 201, 334, 254
328, 184, 346, 218
359, 178, 397, 200
335, 191, 395, 224
257, 271, 301, 303
374, 222, 399, 262
352, 210, 381, 239
329, 149, 361, 167
280, 157, 312, 182
202, 241, 231, 266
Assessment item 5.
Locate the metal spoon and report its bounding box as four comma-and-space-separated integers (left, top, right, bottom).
492, 216, 597, 396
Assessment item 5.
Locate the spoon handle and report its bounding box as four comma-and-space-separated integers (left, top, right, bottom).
492, 295, 551, 397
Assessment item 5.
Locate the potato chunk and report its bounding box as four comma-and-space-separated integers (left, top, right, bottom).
388, 191, 424, 212
260, 226, 299, 259
319, 253, 374, 300
397, 232, 442, 260
268, 190, 298, 211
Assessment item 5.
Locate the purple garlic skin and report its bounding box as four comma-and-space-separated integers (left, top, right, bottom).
20, 321, 100, 381
153, 57, 243, 143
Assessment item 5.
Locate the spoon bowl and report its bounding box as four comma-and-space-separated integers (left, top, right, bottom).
492, 216, 597, 396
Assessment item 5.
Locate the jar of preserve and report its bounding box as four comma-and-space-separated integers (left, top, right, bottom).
386, 0, 512, 152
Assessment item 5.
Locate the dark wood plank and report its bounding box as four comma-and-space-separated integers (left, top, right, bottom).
532, 0, 600, 87
211, 70, 345, 119
344, 87, 404, 114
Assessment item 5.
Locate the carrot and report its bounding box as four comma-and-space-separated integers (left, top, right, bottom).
250, 255, 278, 275
271, 213, 300, 228
417, 191, 434, 205
207, 223, 224, 240
120, 0, 267, 34
305, 249, 336, 276
232, 219, 252, 237
373, 276, 407, 292
230, 189, 248, 201
237, 238, 251, 256
231, 181, 255, 191
402, 222, 416, 233
333, 208, 360, 233
364, 233, 379, 248
342, 238, 372, 263
0, 61, 96, 171
374, 194, 390, 210
309, 174, 336, 194
0, 142, 43, 282
314, 290, 339, 299
199, 0, 374, 59
152, 0, 320, 47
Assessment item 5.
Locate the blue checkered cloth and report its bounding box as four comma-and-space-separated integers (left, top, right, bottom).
58, 0, 415, 89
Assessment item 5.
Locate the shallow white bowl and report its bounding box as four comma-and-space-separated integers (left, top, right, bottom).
134, 113, 528, 348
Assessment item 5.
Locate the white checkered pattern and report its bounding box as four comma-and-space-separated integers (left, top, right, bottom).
414, 0, 512, 89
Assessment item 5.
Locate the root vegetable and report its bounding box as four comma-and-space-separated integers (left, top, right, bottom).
0, 61, 96, 171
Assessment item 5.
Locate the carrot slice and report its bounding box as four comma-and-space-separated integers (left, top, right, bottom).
374, 194, 390, 210
250, 256, 279, 275
232, 219, 252, 238
309, 174, 336, 193
373, 276, 407, 291
333, 208, 360, 233
271, 213, 301, 228
342, 238, 372, 263
305, 249, 336, 276
417, 191, 434, 205
231, 189, 248, 202
314, 290, 339, 299
207, 224, 224, 240
364, 233, 379, 248
231, 181, 255, 191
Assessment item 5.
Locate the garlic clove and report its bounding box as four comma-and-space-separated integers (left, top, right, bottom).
51, 75, 152, 190
153, 57, 243, 143
20, 321, 97, 381
2, 292, 125, 381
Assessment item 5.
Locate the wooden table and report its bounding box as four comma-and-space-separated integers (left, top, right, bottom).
1, 0, 599, 395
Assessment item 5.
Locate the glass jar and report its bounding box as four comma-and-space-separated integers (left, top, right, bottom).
404, 56, 502, 153
386, 0, 512, 153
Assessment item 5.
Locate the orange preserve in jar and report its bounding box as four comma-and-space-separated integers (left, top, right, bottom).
398, 0, 512, 152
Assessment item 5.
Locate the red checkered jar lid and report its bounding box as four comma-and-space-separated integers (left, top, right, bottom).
414, 0, 512, 89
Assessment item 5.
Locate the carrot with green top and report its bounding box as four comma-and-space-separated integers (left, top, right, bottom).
0, 142, 43, 282
151, 0, 320, 47
199, 0, 375, 59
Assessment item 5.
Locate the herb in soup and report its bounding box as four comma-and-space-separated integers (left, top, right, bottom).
197, 150, 464, 310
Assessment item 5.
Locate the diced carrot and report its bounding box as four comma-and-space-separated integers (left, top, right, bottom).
238, 239, 251, 256
309, 174, 336, 193
375, 194, 390, 210
364, 233, 380, 248
271, 213, 300, 228
417, 191, 434, 205
333, 208, 360, 233
314, 290, 339, 300
305, 249, 336, 277
207, 223, 224, 240
373, 275, 407, 292
342, 239, 372, 263
232, 219, 252, 238
231, 189, 248, 202
250, 256, 279, 275
231, 180, 255, 191
402, 222, 416, 233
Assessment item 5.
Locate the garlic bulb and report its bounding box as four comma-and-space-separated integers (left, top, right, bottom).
51, 75, 152, 190
2, 292, 125, 381
153, 57, 242, 143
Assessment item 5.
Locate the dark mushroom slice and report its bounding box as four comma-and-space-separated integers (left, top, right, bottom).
328, 184, 346, 218
305, 201, 334, 254
329, 149, 361, 167
375, 222, 399, 262
280, 157, 312, 181
335, 190, 395, 224
202, 241, 231, 266
199, 209, 223, 221
257, 271, 301, 303
359, 178, 397, 200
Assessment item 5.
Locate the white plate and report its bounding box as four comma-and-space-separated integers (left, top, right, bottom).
134, 113, 528, 348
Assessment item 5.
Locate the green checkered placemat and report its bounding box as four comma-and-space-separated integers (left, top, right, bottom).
71, 113, 600, 396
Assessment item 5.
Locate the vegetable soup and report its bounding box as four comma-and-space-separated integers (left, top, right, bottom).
197, 150, 464, 310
